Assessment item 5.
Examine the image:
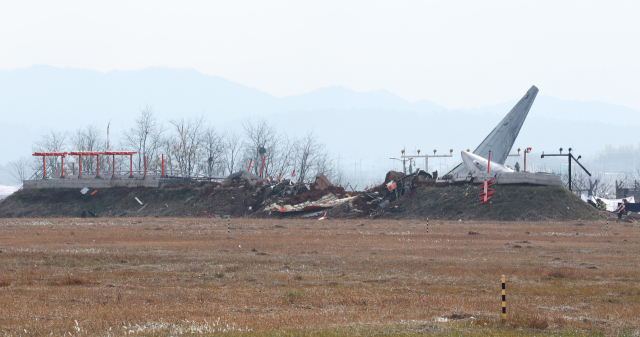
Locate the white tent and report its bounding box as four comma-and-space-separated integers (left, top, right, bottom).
586, 195, 635, 212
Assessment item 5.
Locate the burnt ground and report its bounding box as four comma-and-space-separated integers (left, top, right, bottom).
0, 182, 606, 222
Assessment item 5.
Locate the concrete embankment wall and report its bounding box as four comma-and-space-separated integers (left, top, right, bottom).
23, 178, 160, 189
450, 172, 562, 186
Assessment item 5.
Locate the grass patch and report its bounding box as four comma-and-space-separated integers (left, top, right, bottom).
49, 275, 93, 286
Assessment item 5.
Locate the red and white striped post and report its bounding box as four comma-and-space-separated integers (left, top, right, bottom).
129, 154, 133, 178
112, 154, 116, 178
42, 156, 46, 179
487, 151, 491, 173
143, 155, 147, 178
247, 159, 253, 172
161, 154, 165, 177
78, 155, 82, 178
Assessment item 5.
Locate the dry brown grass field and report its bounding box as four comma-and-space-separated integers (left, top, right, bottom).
0, 217, 638, 336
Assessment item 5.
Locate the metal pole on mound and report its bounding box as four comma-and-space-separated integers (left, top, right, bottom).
524, 147, 532, 172
96, 154, 101, 179
568, 151, 572, 191
60, 155, 65, 178
541, 148, 590, 191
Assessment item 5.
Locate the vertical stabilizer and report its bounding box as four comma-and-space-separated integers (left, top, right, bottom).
448, 85, 538, 176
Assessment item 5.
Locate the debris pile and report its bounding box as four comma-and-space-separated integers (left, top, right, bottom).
221, 171, 263, 188
259, 173, 357, 215
264, 193, 358, 213
0, 168, 605, 221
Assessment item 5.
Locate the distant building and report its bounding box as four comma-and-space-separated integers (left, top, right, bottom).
616, 181, 640, 200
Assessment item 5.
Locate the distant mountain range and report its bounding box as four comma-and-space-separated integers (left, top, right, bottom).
1, 65, 639, 184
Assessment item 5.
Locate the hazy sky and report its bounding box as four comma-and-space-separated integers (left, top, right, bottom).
2, 0, 640, 110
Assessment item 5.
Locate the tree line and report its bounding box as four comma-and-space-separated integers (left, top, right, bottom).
7, 107, 343, 184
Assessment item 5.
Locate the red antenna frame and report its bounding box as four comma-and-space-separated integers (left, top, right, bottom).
103, 151, 137, 178
32, 152, 67, 179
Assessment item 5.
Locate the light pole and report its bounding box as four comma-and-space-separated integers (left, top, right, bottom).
541, 147, 591, 191
523, 147, 532, 172
401, 149, 454, 173
392, 149, 456, 176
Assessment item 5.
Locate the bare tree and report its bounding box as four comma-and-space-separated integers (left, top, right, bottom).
269, 134, 296, 181
222, 131, 244, 175
158, 136, 178, 175
294, 132, 324, 182
315, 151, 344, 185
288, 132, 344, 184
32, 130, 68, 178
27, 112, 343, 184
619, 167, 640, 190
242, 118, 280, 178
6, 157, 32, 183
203, 126, 225, 177
71, 124, 105, 173
170, 115, 206, 177
122, 106, 165, 173
566, 170, 615, 198
592, 173, 615, 198
562, 170, 589, 193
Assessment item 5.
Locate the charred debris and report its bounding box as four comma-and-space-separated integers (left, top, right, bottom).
213, 169, 436, 219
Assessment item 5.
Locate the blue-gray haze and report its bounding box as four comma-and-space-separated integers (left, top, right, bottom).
1, 66, 639, 185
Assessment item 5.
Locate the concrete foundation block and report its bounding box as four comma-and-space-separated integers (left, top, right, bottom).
23, 178, 160, 189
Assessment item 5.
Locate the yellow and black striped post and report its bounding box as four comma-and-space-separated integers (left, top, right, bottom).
501, 275, 506, 319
